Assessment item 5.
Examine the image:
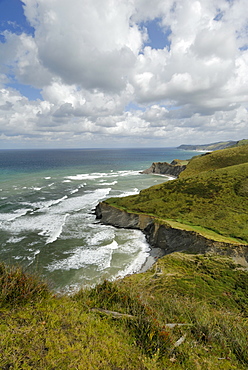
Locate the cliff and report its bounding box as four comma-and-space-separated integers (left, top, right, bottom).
141, 159, 187, 178
95, 202, 248, 262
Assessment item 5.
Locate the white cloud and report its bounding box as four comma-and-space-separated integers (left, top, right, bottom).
0, 0, 248, 148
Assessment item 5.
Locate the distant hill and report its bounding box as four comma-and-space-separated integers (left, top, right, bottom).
177, 140, 237, 151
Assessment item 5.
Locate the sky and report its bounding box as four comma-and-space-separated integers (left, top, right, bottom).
0, 0, 248, 149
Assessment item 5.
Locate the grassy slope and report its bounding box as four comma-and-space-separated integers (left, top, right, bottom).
1, 254, 248, 369
179, 144, 248, 178
2, 144, 248, 369
233, 139, 248, 147
106, 145, 248, 243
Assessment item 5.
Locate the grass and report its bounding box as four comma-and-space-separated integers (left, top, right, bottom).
106, 161, 248, 243
233, 139, 248, 147
0, 262, 50, 307
1, 253, 248, 369
179, 144, 248, 178
164, 219, 244, 244
1, 144, 248, 369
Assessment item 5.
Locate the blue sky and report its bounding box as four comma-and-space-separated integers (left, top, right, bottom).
0, 0, 248, 149
0, 0, 34, 37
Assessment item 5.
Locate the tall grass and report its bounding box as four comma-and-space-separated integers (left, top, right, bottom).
0, 262, 50, 307
0, 254, 248, 369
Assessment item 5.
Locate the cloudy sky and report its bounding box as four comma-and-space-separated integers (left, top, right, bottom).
0, 0, 248, 149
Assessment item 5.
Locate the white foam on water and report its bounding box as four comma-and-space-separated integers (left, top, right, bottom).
13, 256, 22, 260
115, 188, 140, 198
112, 231, 150, 279
63, 180, 71, 183
65, 170, 140, 182
0, 213, 17, 222
98, 181, 118, 186
87, 227, 115, 246
7, 236, 26, 244
0, 208, 33, 222
0, 188, 111, 244
32, 196, 68, 212
30, 186, 42, 191
45, 213, 69, 244
70, 188, 79, 194
47, 244, 114, 272
66, 173, 111, 181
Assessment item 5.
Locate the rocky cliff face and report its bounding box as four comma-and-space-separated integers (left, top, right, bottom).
141, 160, 186, 178
95, 202, 248, 262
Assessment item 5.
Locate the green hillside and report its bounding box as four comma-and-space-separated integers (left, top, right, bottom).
179, 144, 248, 178
106, 145, 248, 243
233, 139, 248, 147
177, 140, 236, 151
1, 144, 248, 369
1, 253, 248, 369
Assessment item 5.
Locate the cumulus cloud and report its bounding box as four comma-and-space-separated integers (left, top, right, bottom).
0, 0, 248, 148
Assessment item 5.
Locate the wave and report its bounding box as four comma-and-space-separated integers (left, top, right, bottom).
31, 196, 68, 213
112, 231, 150, 279
65, 170, 140, 182
113, 188, 139, 198
0, 188, 111, 245
7, 236, 26, 244
30, 186, 42, 191
47, 244, 114, 272
98, 180, 118, 186
0, 208, 33, 222
46, 227, 150, 294
45, 213, 69, 244
70, 188, 79, 194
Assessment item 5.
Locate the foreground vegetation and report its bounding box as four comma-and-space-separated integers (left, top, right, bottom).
0, 254, 248, 369
106, 145, 248, 244
1, 144, 248, 369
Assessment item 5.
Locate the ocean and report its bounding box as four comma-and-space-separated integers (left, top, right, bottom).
0, 147, 197, 293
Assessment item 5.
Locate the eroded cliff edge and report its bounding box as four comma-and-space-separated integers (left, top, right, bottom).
141, 159, 187, 178
95, 202, 248, 263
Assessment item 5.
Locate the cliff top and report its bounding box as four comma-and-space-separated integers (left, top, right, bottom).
105, 144, 248, 244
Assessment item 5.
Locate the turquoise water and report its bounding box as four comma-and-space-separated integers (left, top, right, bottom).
0, 148, 197, 292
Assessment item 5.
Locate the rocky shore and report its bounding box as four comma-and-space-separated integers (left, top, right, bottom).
141, 159, 187, 177
95, 202, 248, 265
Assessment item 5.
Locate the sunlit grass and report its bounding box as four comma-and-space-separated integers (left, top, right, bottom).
106, 160, 248, 243
0, 252, 248, 369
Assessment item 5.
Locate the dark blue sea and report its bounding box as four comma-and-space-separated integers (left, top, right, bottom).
0, 148, 197, 292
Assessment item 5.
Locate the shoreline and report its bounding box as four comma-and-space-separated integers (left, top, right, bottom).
138, 247, 167, 274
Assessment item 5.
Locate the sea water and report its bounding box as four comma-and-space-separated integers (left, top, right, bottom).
0, 148, 197, 293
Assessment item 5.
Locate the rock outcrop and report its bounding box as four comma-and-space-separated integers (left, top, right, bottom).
95, 202, 248, 262
141, 160, 187, 178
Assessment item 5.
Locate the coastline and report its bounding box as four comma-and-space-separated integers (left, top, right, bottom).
139, 246, 166, 273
